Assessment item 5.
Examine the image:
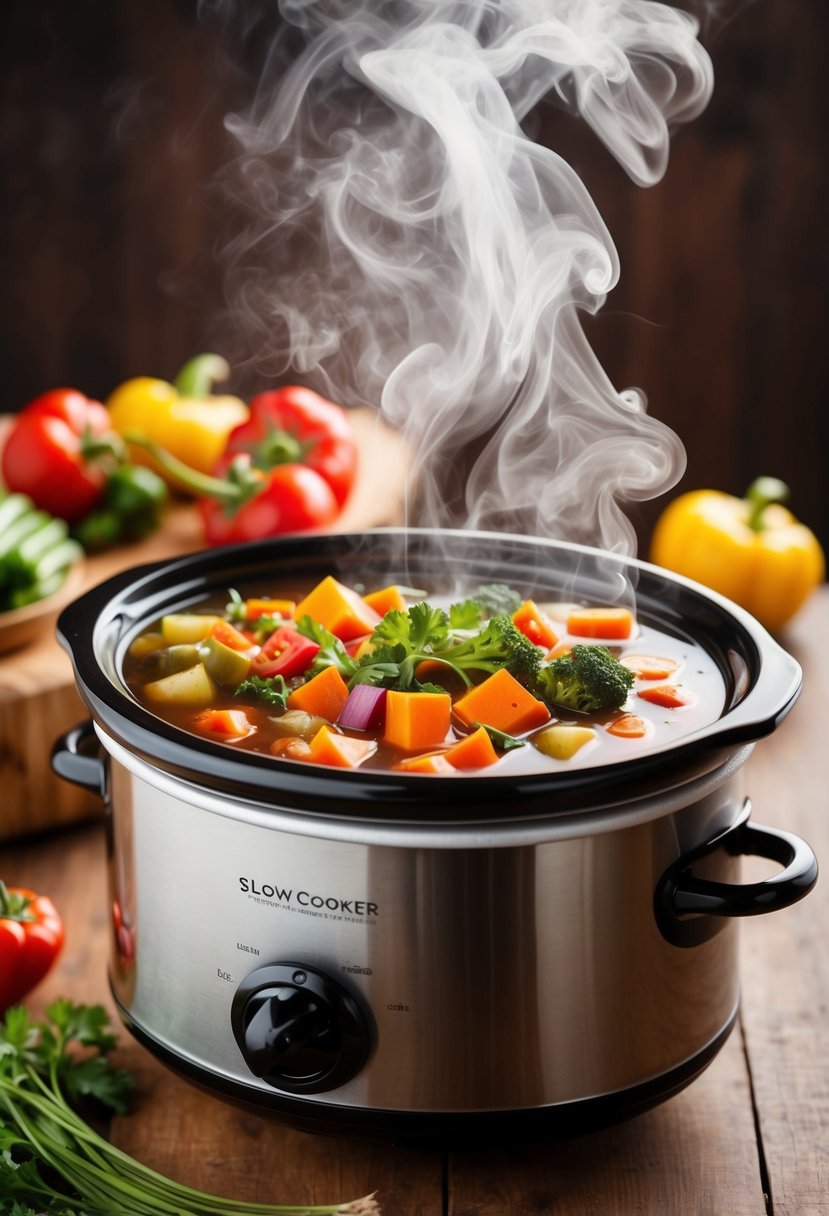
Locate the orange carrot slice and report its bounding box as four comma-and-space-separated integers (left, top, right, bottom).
606, 713, 649, 738
384, 690, 452, 751
363, 584, 407, 615
246, 598, 296, 620
567, 607, 635, 640
394, 752, 456, 774
512, 600, 559, 649
637, 685, 691, 709
307, 724, 377, 768
287, 666, 350, 721
621, 654, 681, 680
453, 668, 551, 734
210, 619, 257, 653
444, 726, 501, 770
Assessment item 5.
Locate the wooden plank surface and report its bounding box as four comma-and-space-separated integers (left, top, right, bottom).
1, 590, 825, 1215
0, 408, 408, 841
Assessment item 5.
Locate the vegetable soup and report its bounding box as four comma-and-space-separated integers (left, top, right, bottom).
122, 576, 725, 775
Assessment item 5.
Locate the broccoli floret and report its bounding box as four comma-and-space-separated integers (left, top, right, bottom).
441, 615, 541, 684
536, 644, 633, 714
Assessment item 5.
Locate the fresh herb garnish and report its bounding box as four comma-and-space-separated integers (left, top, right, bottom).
235, 673, 290, 710
295, 615, 357, 680
0, 1000, 380, 1215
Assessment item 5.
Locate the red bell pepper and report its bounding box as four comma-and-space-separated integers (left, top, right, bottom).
1, 389, 116, 523
224, 386, 357, 507
0, 881, 65, 1013
251, 625, 320, 678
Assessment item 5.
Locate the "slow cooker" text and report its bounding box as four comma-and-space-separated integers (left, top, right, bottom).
239, 878, 379, 917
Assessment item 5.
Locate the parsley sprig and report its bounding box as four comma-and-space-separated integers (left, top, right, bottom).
0, 1000, 379, 1215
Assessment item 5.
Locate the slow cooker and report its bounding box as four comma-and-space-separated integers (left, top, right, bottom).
52, 529, 818, 1142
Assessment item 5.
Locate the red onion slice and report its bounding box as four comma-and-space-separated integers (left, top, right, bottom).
338, 685, 388, 731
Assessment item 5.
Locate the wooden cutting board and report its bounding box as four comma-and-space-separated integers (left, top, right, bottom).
0, 410, 409, 841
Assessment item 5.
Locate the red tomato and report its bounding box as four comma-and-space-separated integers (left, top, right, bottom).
199, 463, 339, 545
224, 386, 357, 507
1, 389, 112, 523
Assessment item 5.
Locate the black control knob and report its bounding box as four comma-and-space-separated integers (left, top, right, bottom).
231, 963, 372, 1094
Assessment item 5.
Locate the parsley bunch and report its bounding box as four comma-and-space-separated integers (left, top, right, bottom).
0, 1000, 378, 1216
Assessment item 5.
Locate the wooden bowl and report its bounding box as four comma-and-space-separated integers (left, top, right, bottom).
0, 563, 86, 655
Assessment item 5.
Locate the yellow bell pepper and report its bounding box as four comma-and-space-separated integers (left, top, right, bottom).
107, 355, 248, 482
650, 477, 825, 633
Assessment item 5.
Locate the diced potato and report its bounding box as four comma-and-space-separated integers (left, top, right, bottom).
143, 663, 218, 706
534, 725, 597, 761
200, 636, 252, 686
269, 710, 331, 741
160, 614, 223, 645
128, 632, 165, 659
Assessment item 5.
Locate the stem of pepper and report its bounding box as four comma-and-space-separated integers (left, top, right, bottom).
173, 354, 231, 398
124, 434, 256, 506
745, 476, 790, 532
0, 880, 34, 922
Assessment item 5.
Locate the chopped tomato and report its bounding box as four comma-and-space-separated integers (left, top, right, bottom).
637, 685, 691, 709
621, 654, 680, 680
252, 626, 320, 678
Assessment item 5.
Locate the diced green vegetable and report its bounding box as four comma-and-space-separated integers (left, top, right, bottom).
155, 644, 203, 676
200, 635, 253, 685
269, 709, 332, 740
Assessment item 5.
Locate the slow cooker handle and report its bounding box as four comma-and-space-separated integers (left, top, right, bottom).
655, 806, 818, 947
51, 720, 107, 798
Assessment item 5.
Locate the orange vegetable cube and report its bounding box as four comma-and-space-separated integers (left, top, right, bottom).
453, 668, 551, 735
363, 584, 407, 615
567, 607, 635, 640
192, 709, 252, 739
287, 666, 350, 721
294, 576, 381, 642
512, 600, 559, 650
393, 752, 456, 774
307, 725, 377, 768
384, 690, 451, 751
444, 726, 500, 770
637, 685, 691, 709
246, 597, 296, 620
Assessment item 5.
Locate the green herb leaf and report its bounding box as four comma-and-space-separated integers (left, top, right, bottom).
294, 615, 357, 679
235, 674, 289, 710
474, 723, 526, 750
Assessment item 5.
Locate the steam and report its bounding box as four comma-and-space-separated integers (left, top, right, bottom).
218, 0, 713, 554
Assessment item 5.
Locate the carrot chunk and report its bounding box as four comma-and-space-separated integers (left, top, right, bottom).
444, 726, 501, 770
567, 607, 634, 640
453, 668, 551, 735
246, 597, 296, 620
293, 576, 381, 642
621, 654, 680, 680
192, 709, 252, 739
210, 619, 258, 653
394, 752, 456, 774
363, 584, 407, 615
512, 600, 559, 649
384, 690, 452, 751
637, 685, 691, 709
606, 713, 649, 738
287, 666, 350, 721
307, 724, 377, 768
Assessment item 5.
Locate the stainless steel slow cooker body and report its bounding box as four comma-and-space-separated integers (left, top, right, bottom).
54, 529, 817, 1142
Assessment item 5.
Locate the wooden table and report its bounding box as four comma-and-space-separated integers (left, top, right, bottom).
2, 591, 826, 1216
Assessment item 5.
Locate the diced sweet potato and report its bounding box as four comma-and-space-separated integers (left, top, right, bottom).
287, 666, 350, 722
512, 600, 559, 649
384, 690, 452, 751
363, 584, 407, 615
307, 724, 377, 768
453, 669, 550, 735
393, 752, 456, 774
294, 576, 381, 642
444, 726, 500, 770
566, 607, 634, 640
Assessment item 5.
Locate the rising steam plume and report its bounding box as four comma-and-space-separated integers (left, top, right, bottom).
216, 0, 713, 555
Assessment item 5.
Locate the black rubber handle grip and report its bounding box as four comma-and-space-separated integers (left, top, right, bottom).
51, 720, 107, 798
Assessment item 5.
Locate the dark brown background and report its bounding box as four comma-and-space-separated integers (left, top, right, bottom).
2, 0, 827, 550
